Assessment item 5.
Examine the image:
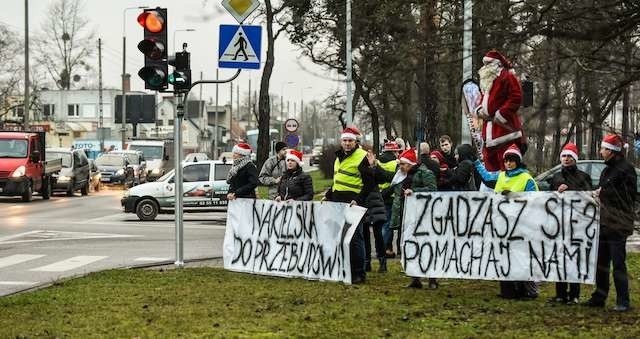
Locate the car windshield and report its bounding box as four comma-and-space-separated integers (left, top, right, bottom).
125, 153, 140, 164
95, 155, 125, 167
46, 152, 72, 167
0, 139, 28, 158
129, 145, 163, 160
157, 169, 174, 182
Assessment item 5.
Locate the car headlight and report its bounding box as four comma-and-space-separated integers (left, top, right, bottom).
116, 169, 125, 175
58, 175, 71, 182
11, 166, 25, 178
152, 168, 161, 175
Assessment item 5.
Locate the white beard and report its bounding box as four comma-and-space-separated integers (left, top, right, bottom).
478, 63, 501, 94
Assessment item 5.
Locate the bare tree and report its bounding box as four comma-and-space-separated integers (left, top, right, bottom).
34, 0, 95, 90
0, 25, 24, 101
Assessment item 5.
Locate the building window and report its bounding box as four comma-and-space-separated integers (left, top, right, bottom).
43, 104, 55, 117
156, 120, 163, 126
168, 120, 174, 126
13, 106, 24, 117
68, 104, 80, 117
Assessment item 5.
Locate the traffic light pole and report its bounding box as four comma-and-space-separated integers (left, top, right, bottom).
173, 67, 241, 268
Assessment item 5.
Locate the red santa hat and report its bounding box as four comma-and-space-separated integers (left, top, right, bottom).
483, 50, 512, 68
601, 134, 623, 152
398, 148, 417, 165
383, 141, 401, 152
560, 142, 579, 162
341, 125, 361, 140
285, 149, 303, 165
232, 142, 252, 156
502, 144, 522, 161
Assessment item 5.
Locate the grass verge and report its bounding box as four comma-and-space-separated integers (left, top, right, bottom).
1, 256, 639, 337
257, 169, 332, 200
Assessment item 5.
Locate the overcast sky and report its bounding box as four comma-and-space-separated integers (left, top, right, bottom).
0, 0, 340, 113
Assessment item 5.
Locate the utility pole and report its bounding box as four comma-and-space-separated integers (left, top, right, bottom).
460, 0, 473, 144
98, 38, 104, 152
23, 0, 29, 129
248, 78, 251, 127
345, 0, 353, 126
229, 82, 233, 142
236, 84, 240, 121
214, 69, 219, 158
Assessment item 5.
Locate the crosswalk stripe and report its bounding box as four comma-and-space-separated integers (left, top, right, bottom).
30, 256, 108, 272
0, 281, 38, 286
0, 254, 45, 269
134, 257, 171, 262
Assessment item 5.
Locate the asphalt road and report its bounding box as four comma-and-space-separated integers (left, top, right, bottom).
0, 187, 227, 296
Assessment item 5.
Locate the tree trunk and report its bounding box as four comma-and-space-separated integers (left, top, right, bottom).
354, 76, 380, 154
256, 0, 276, 169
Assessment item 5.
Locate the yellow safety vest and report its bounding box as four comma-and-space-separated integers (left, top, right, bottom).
333, 148, 368, 193
494, 171, 538, 193
378, 159, 398, 190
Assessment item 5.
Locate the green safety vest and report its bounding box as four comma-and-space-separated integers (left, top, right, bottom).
378, 159, 398, 190
333, 148, 368, 193
494, 170, 538, 193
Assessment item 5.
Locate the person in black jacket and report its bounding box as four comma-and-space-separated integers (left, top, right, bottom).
275, 149, 313, 201
226, 143, 259, 200
547, 143, 592, 305
585, 134, 637, 312
443, 144, 478, 191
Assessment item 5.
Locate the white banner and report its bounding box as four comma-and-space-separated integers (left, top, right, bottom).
224, 198, 367, 284
402, 191, 600, 284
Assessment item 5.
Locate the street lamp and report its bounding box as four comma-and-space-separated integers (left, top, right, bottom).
172, 28, 196, 53
122, 5, 149, 150
280, 81, 293, 137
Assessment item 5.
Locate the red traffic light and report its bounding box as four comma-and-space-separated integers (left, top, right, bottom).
138, 39, 165, 60
137, 10, 165, 33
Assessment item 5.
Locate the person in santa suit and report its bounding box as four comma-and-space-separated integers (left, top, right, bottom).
476, 50, 525, 172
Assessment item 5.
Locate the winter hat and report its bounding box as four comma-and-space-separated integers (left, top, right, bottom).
383, 141, 401, 152
601, 134, 623, 152
341, 125, 361, 140
560, 142, 579, 162
398, 148, 417, 165
275, 141, 287, 153
502, 144, 522, 161
483, 50, 512, 68
430, 150, 448, 169
232, 143, 252, 156
285, 149, 303, 166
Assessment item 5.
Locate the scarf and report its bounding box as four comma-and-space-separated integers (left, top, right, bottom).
226, 155, 252, 183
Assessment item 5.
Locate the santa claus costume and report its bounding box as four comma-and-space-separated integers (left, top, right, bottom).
477, 50, 525, 172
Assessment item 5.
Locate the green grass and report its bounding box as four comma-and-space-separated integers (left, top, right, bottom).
2, 256, 640, 338
257, 169, 332, 200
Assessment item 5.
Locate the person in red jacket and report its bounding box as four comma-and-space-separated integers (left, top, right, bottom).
476, 50, 525, 172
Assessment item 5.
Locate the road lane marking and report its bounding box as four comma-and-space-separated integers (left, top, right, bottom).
30, 256, 108, 272
0, 254, 45, 269
134, 257, 171, 262
0, 230, 141, 245
0, 281, 38, 286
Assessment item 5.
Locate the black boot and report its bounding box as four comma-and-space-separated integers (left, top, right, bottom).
378, 257, 387, 273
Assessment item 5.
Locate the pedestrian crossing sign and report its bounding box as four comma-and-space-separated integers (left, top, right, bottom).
218, 24, 262, 70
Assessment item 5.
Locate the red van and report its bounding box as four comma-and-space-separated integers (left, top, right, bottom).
0, 131, 61, 202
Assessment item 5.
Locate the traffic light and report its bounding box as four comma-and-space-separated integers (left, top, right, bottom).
137, 8, 168, 90
168, 51, 191, 92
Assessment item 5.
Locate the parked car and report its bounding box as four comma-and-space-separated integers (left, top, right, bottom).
46, 147, 91, 196
88, 159, 101, 192
121, 160, 232, 221
184, 152, 209, 162
95, 153, 134, 187
218, 152, 234, 163
109, 150, 147, 185
309, 146, 323, 166
536, 159, 640, 225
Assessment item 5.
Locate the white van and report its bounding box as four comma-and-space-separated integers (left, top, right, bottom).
121, 160, 231, 221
